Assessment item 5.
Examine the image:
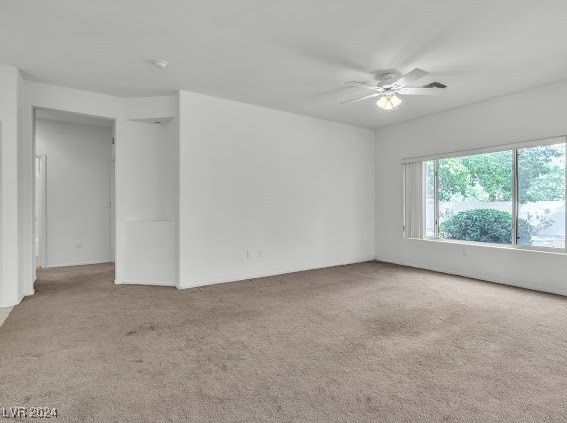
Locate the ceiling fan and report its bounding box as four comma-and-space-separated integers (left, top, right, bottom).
341, 68, 446, 110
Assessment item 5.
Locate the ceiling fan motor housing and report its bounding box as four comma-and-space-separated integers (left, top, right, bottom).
380, 72, 398, 81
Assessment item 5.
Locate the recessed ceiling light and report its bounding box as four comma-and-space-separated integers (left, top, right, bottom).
152, 59, 168, 70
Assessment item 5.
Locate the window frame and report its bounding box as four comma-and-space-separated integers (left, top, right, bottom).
420, 137, 567, 254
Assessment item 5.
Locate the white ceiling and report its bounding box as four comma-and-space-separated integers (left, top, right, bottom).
3, 0, 567, 129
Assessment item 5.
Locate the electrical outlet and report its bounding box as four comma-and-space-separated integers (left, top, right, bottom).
75, 241, 82, 248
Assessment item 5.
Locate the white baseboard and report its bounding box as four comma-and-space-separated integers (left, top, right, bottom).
178, 257, 376, 289
114, 279, 176, 287
45, 260, 112, 268
375, 257, 567, 297
0, 307, 13, 328
0, 291, 27, 308
0, 280, 35, 308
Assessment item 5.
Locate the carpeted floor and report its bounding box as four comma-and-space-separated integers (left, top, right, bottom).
1, 262, 567, 422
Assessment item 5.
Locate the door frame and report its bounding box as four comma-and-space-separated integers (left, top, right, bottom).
35, 154, 47, 268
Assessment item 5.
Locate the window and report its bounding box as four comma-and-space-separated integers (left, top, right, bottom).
404, 138, 566, 251
517, 144, 566, 248
432, 150, 514, 245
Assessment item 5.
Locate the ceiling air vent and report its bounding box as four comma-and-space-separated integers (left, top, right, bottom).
422, 81, 447, 89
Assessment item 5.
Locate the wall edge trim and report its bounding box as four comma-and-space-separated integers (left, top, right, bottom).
178, 257, 376, 289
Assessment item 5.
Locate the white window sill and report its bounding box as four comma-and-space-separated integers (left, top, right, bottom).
408, 237, 567, 255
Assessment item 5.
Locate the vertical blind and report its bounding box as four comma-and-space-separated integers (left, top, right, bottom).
402, 161, 424, 239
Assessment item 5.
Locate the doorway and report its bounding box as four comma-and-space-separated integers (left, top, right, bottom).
33, 108, 115, 269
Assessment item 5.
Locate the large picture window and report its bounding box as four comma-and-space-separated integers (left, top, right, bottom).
405, 138, 566, 251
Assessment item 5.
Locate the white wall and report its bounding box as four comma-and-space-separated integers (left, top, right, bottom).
0, 66, 23, 307
115, 118, 178, 285
178, 91, 375, 287
375, 80, 567, 296
16, 83, 374, 293
36, 119, 113, 267
17, 69, 26, 302
116, 121, 177, 222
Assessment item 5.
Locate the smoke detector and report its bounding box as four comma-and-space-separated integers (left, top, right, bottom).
152, 59, 168, 70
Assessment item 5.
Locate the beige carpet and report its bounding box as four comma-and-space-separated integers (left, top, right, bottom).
1, 262, 567, 422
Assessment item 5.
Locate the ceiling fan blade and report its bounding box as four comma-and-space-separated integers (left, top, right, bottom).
398, 87, 446, 96
340, 92, 380, 104
344, 81, 383, 91
389, 68, 428, 88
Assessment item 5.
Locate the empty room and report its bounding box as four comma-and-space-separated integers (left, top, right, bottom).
1, 1, 566, 422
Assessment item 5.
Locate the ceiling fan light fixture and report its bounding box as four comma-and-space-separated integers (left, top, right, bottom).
377, 94, 402, 110
342, 68, 446, 108
391, 95, 402, 107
